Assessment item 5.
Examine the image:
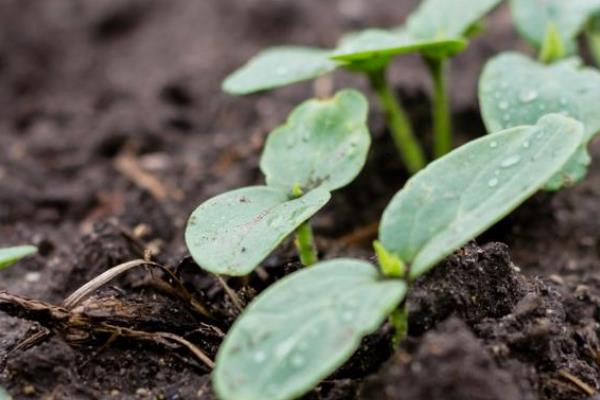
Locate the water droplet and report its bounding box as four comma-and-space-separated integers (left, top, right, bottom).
291, 354, 306, 368
519, 89, 538, 103
503, 114, 511, 122
494, 91, 502, 99
499, 101, 509, 110
501, 155, 521, 168
488, 177, 499, 187
494, 169, 500, 176
523, 140, 530, 148
342, 311, 354, 322
253, 351, 267, 363
276, 67, 287, 76
560, 98, 567, 106
539, 104, 546, 111
489, 141, 498, 148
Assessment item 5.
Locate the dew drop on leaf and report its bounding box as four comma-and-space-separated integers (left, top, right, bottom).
489, 141, 498, 148
501, 155, 521, 168
519, 89, 538, 103
488, 177, 499, 187
499, 101, 509, 110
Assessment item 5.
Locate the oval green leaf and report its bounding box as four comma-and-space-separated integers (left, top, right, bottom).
185, 186, 330, 276
331, 29, 466, 65
406, 0, 503, 40
222, 47, 338, 95
380, 114, 583, 279
510, 0, 600, 51
479, 52, 600, 189
214, 258, 407, 400
260, 90, 371, 193
0, 246, 37, 269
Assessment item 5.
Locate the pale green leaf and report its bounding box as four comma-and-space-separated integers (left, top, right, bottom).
185, 187, 330, 276
0, 246, 37, 269
510, 0, 600, 52
260, 90, 371, 193
380, 114, 583, 278
331, 29, 466, 65
406, 0, 503, 40
214, 259, 407, 400
222, 47, 337, 95
479, 52, 600, 188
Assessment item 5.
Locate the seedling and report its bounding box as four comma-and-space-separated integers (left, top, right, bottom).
223, 0, 502, 172
589, 13, 600, 66
213, 114, 583, 400
510, 0, 600, 63
479, 52, 600, 189
0, 246, 37, 269
185, 90, 370, 275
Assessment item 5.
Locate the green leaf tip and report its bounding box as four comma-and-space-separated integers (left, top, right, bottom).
0, 245, 37, 269
222, 46, 338, 95
214, 258, 407, 400
373, 240, 405, 279
260, 89, 371, 193
185, 186, 330, 276
479, 52, 600, 190
539, 23, 567, 64
380, 114, 583, 279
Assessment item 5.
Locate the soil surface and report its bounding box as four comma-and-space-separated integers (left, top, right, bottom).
0, 1, 599, 399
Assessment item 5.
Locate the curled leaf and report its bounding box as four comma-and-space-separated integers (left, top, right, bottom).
380, 114, 583, 278
214, 259, 407, 400
185, 186, 330, 276
222, 47, 337, 95
261, 90, 371, 193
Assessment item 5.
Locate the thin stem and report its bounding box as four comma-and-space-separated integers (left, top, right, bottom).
426, 57, 452, 158
368, 69, 426, 174
390, 301, 408, 347
295, 220, 317, 266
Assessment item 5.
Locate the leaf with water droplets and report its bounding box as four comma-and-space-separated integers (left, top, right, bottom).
214, 259, 407, 400
261, 90, 370, 193
379, 114, 583, 278
185, 186, 330, 276
222, 47, 337, 95
0, 246, 37, 269
479, 52, 600, 189
510, 0, 600, 53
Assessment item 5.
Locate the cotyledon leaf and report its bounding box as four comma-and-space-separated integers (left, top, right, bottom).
260, 90, 370, 193
331, 28, 466, 66
510, 0, 600, 52
380, 114, 583, 279
479, 52, 600, 189
185, 186, 330, 276
222, 47, 337, 95
406, 0, 503, 40
0, 246, 37, 269
214, 259, 407, 400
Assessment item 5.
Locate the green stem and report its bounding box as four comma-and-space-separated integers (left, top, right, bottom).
390, 301, 408, 347
426, 57, 452, 158
368, 69, 426, 174
295, 220, 317, 266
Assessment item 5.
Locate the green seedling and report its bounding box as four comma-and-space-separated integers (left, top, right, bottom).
510, 0, 600, 63
223, 0, 502, 172
185, 90, 370, 275
213, 114, 583, 400
479, 52, 600, 190
0, 245, 37, 269
589, 13, 600, 66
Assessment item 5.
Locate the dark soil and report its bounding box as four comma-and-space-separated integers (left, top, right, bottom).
0, 1, 599, 399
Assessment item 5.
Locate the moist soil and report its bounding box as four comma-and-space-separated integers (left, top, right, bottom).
0, 1, 599, 399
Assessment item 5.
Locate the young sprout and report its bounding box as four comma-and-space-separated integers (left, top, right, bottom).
479, 52, 600, 190
185, 90, 370, 276
213, 114, 583, 400
0, 245, 37, 269
510, 0, 600, 63
223, 0, 502, 172
588, 13, 600, 66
